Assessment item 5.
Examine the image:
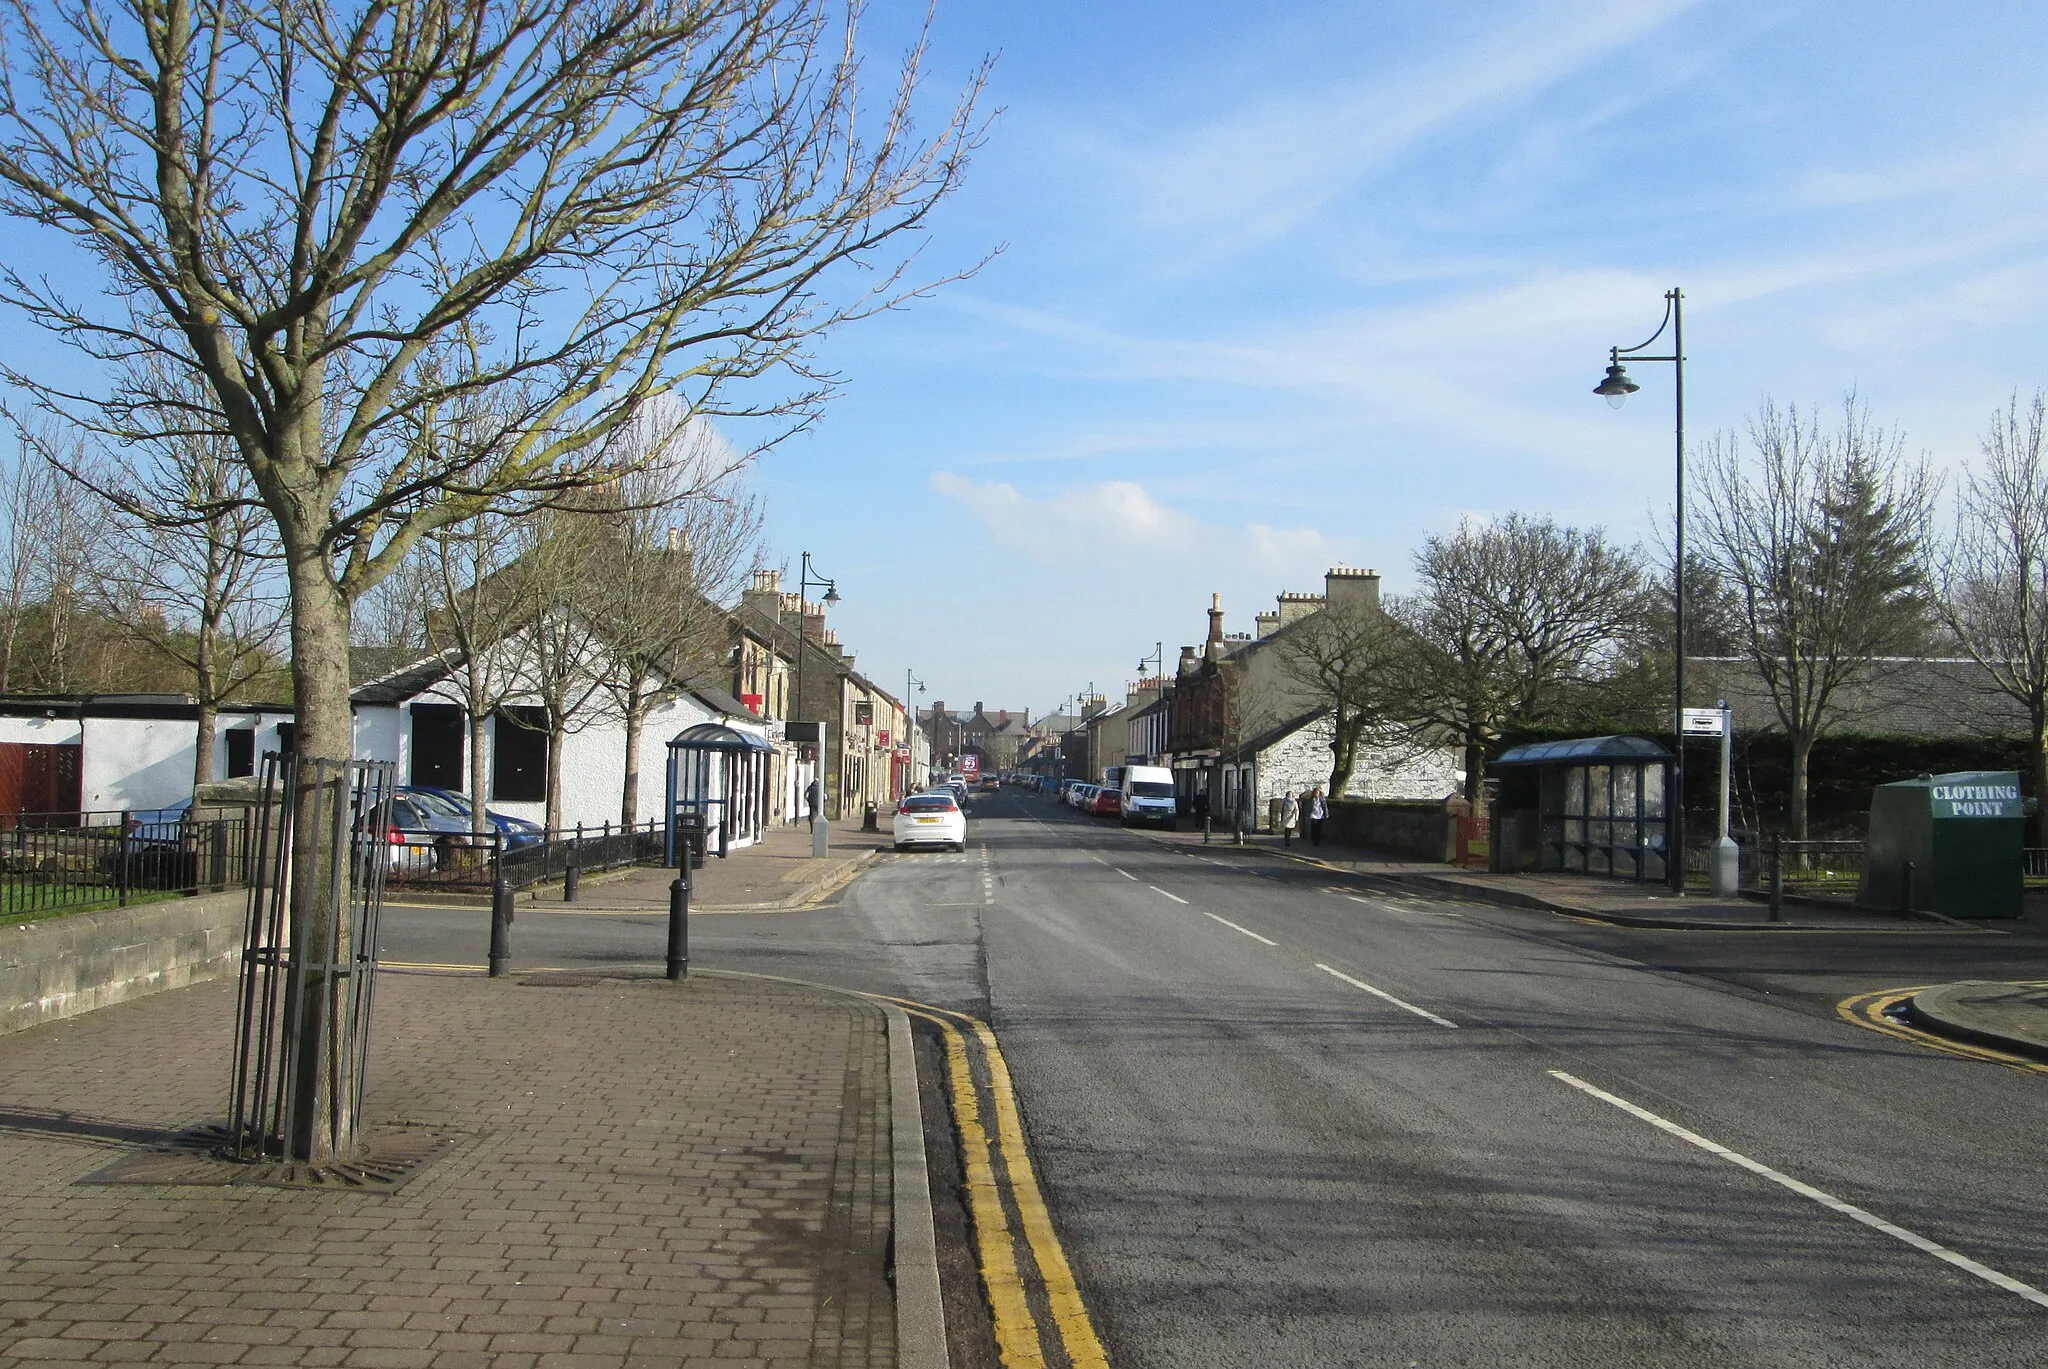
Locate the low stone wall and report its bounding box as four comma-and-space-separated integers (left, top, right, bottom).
0, 890, 247, 1036
1326, 799, 1451, 862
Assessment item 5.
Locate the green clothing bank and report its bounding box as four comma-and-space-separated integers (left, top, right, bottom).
1858, 771, 2024, 919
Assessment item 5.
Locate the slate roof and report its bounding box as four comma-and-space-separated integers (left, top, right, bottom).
1689, 656, 2032, 738
350, 649, 460, 704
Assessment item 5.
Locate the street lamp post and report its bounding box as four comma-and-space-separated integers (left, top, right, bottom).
906, 670, 924, 790
794, 551, 839, 857
1594, 287, 1688, 893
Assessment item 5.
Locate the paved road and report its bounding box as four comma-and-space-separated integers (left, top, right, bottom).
380, 790, 2048, 1367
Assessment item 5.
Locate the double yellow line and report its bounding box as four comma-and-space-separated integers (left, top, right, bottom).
869, 993, 1110, 1369
1838, 983, 2048, 1074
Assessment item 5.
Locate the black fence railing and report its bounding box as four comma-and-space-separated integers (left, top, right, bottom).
0, 809, 254, 919
381, 819, 668, 894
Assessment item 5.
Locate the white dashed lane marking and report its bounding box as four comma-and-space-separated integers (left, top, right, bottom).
1316, 964, 1458, 1028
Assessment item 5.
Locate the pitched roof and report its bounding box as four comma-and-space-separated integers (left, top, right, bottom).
351, 649, 461, 704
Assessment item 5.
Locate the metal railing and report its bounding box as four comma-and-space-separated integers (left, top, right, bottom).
381, 819, 667, 894
0, 809, 254, 919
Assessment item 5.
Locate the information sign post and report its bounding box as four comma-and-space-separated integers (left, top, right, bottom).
1682, 704, 1738, 895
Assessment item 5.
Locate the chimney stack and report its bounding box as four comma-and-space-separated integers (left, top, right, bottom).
1324, 565, 1381, 615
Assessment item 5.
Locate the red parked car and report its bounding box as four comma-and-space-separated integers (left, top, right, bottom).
1090, 787, 1122, 817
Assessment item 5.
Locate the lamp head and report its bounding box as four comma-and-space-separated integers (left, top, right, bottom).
822, 584, 841, 605
1594, 359, 1639, 409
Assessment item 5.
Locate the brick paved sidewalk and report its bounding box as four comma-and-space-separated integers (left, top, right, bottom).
0, 967, 897, 1367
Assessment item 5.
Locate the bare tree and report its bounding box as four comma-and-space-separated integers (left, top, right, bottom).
1395, 515, 1645, 803
0, 0, 985, 1158
418, 512, 534, 835
1695, 397, 1934, 839
1275, 601, 1409, 797
1939, 391, 2048, 842
584, 413, 763, 827
505, 509, 613, 835
0, 427, 115, 693
95, 422, 287, 787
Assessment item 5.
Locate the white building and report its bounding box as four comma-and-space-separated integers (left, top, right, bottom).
350, 643, 773, 844
0, 695, 298, 817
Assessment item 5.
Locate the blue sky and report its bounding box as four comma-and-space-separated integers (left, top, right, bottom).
747, 0, 2048, 719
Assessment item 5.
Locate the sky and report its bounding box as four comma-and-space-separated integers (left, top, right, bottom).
739, 0, 2048, 720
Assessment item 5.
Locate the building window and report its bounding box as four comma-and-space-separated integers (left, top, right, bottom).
274, 722, 296, 756
224, 728, 255, 779
410, 703, 464, 789
492, 707, 548, 803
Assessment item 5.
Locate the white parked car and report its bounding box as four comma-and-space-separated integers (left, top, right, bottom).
894, 791, 967, 852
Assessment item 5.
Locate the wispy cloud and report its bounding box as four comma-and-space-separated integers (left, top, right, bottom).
930, 470, 1354, 582
1054, 0, 1703, 270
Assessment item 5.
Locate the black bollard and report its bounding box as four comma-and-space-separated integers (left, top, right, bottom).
564, 864, 580, 902
667, 871, 690, 980
489, 878, 513, 977
1900, 860, 1916, 921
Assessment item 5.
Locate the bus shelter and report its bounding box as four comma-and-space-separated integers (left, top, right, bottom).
1495, 735, 1674, 883
665, 722, 773, 864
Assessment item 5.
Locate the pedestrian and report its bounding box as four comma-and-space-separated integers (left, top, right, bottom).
1193, 788, 1212, 843
1280, 790, 1299, 847
805, 777, 822, 824
1308, 787, 1326, 846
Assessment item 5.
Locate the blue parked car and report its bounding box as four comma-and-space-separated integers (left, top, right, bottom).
399, 786, 544, 849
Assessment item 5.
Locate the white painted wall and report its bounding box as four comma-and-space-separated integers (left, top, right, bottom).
81, 717, 197, 812
0, 715, 83, 745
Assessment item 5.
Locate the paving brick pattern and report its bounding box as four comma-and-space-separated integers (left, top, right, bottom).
0, 968, 896, 1367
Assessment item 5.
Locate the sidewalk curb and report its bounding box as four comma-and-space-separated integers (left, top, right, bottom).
693, 849, 880, 913
884, 1004, 950, 1369
1905, 982, 2048, 1065
706, 970, 948, 1369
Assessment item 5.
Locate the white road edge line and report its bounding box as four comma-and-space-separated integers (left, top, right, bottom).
1115, 868, 1137, 880
1316, 964, 1459, 1028
1200, 909, 1276, 945
1148, 885, 1190, 904
1549, 1069, 2048, 1311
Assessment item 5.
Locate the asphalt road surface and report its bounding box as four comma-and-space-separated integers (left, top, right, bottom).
379, 788, 2048, 1367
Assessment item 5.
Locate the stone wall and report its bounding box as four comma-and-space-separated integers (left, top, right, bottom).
1253, 716, 1461, 808
1325, 799, 1452, 862
0, 891, 247, 1036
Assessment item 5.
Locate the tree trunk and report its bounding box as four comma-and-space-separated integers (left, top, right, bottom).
1789, 731, 1813, 843
192, 625, 217, 788
469, 712, 492, 835
280, 537, 358, 1162
2034, 709, 2048, 848
193, 700, 217, 789
545, 725, 565, 836
621, 698, 645, 828
1464, 737, 1487, 806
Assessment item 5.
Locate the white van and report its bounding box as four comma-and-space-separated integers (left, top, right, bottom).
1119, 765, 1178, 828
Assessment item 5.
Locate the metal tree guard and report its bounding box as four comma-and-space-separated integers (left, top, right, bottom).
226, 753, 396, 1165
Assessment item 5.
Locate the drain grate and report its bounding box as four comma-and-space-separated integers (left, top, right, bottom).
78, 1123, 464, 1191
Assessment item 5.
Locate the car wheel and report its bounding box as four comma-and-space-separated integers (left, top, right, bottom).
953, 841, 966, 853
894, 842, 907, 852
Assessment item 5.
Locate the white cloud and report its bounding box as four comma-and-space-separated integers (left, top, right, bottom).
930, 470, 1354, 582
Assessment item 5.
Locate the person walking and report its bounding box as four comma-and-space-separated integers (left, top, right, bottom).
1280, 790, 1300, 848
1193, 787, 1212, 843
1308, 787, 1327, 846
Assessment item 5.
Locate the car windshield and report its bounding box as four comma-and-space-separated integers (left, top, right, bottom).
1131, 782, 1174, 798
902, 796, 957, 812
404, 789, 466, 819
